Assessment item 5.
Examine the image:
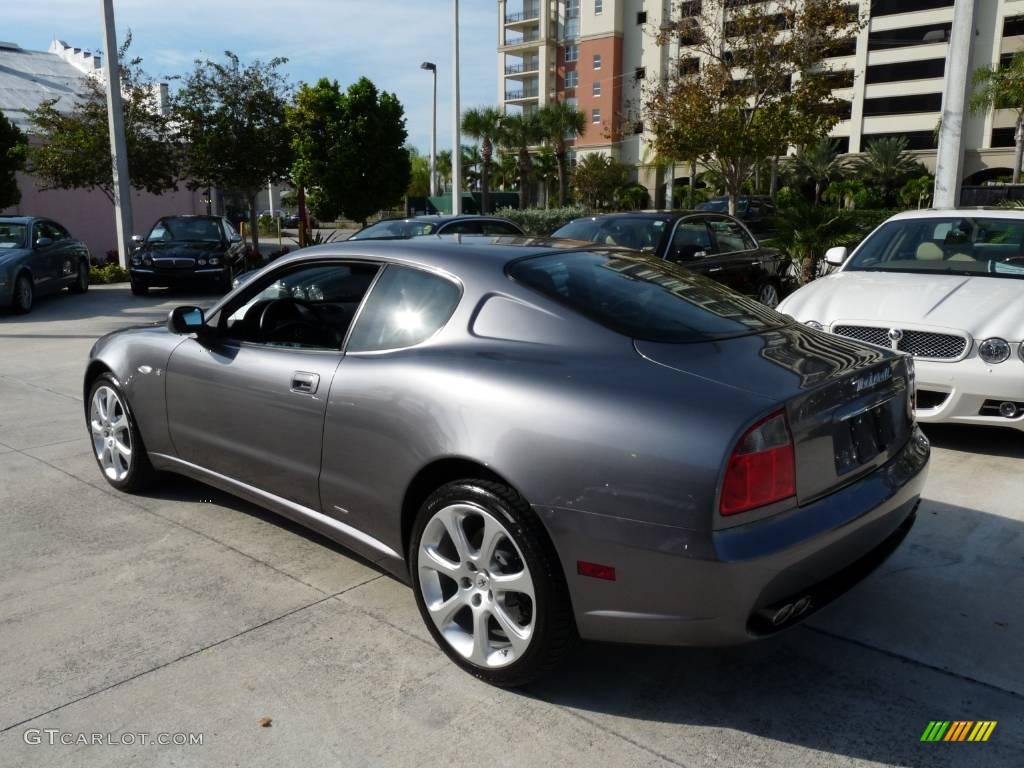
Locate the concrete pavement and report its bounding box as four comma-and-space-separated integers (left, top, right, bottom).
0, 285, 1021, 767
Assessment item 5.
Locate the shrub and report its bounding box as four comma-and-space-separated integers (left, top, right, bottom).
89, 263, 130, 284
493, 205, 589, 236
257, 213, 279, 237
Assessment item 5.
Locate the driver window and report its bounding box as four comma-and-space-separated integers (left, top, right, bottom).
221, 261, 381, 350
667, 219, 712, 262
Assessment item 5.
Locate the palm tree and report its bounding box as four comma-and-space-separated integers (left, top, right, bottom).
461, 144, 481, 191
538, 101, 586, 206
461, 107, 503, 213
971, 51, 1024, 183
773, 202, 858, 283
533, 146, 559, 208
851, 137, 924, 207
786, 139, 848, 205
436, 150, 452, 193
494, 152, 519, 191
499, 111, 543, 209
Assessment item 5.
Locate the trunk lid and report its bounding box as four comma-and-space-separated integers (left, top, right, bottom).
635, 323, 914, 503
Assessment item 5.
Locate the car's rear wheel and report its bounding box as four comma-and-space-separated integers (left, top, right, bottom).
13, 273, 33, 314
410, 480, 575, 687
87, 373, 155, 492
758, 280, 781, 309
70, 260, 89, 294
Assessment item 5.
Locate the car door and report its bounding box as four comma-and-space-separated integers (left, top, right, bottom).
164, 259, 381, 509
28, 221, 58, 293
43, 220, 81, 287
663, 216, 736, 287
703, 215, 762, 296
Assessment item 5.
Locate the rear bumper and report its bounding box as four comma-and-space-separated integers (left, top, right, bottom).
541, 426, 930, 646
914, 357, 1024, 431
130, 267, 229, 287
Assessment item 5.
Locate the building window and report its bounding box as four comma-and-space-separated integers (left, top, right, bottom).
566, 97, 578, 110
865, 58, 945, 84
566, 0, 579, 17
593, 53, 602, 70
679, 57, 699, 75
872, 0, 952, 15
637, 11, 647, 24
565, 70, 578, 88
863, 131, 935, 151
565, 43, 578, 62
1005, 15, 1024, 37
568, 149, 578, 168
635, 66, 646, 80
862, 92, 942, 117
593, 80, 601, 96
564, 17, 580, 39
595, 0, 603, 14
634, 120, 644, 134
868, 23, 951, 51
592, 108, 601, 124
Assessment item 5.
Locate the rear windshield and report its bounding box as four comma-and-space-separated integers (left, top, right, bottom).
552, 217, 668, 251
349, 220, 436, 240
508, 251, 787, 342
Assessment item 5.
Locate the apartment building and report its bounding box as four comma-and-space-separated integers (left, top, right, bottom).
497, 0, 1024, 205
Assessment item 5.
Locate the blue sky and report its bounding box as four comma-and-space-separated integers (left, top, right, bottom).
10, 0, 498, 154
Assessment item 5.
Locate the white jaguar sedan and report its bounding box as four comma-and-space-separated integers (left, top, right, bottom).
778, 209, 1024, 431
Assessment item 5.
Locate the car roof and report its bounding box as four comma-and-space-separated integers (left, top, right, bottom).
565, 211, 707, 222
0, 216, 36, 223
374, 214, 518, 224
885, 207, 1024, 221
156, 214, 223, 220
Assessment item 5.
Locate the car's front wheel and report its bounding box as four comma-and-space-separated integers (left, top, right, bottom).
70, 260, 89, 294
130, 279, 149, 296
12, 273, 33, 314
410, 480, 575, 687
87, 373, 155, 492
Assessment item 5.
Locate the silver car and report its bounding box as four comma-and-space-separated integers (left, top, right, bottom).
84, 238, 929, 686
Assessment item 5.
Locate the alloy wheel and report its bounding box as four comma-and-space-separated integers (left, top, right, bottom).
15, 276, 32, 312
89, 386, 133, 481
759, 282, 780, 308
417, 502, 535, 668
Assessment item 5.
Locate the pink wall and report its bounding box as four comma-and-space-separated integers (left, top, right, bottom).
2, 172, 206, 260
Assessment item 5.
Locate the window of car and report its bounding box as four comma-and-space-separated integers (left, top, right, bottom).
346, 265, 461, 352
508, 251, 786, 343
480, 220, 523, 236
845, 216, 1024, 279
349, 220, 437, 240
148, 217, 223, 243
220, 261, 382, 350
552, 217, 668, 251
707, 217, 756, 253
667, 219, 713, 262
223, 219, 240, 241
440, 220, 482, 235
0, 223, 27, 249
41, 221, 70, 241
31, 221, 47, 244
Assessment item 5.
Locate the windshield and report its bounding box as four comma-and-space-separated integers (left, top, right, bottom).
148, 217, 224, 243
697, 199, 749, 214
552, 217, 668, 251
350, 220, 437, 240
508, 251, 787, 343
846, 217, 1024, 279
0, 223, 27, 249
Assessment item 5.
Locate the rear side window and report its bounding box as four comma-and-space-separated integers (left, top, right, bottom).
508, 251, 785, 342
480, 220, 523, 235
347, 265, 461, 351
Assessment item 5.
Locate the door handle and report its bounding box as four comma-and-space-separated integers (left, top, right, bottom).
707, 266, 723, 273
290, 371, 320, 394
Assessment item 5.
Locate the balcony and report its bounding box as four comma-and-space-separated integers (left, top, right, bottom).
505, 59, 539, 76
503, 29, 541, 47
505, 86, 540, 101
505, 5, 539, 24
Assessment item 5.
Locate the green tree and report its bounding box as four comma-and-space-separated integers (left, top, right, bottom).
773, 202, 857, 282
573, 154, 628, 209
785, 139, 848, 205
26, 35, 179, 206
461, 144, 481, 191
899, 174, 935, 209
288, 77, 409, 225
971, 52, 1024, 183
176, 52, 291, 250
0, 112, 26, 209
494, 152, 519, 191
499, 112, 543, 209
406, 146, 431, 198
533, 145, 559, 208
645, 0, 862, 214
436, 150, 452, 192
461, 107, 503, 212
851, 137, 925, 207
537, 101, 586, 206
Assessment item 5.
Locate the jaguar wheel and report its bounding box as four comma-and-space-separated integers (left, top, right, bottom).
87, 373, 155, 492
70, 260, 89, 294
13, 273, 33, 314
758, 281, 781, 309
410, 480, 576, 687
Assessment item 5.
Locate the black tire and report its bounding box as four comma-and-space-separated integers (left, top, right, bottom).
757, 279, 781, 309
86, 372, 156, 493
409, 480, 576, 687
70, 259, 89, 294
12, 273, 33, 314
130, 280, 149, 296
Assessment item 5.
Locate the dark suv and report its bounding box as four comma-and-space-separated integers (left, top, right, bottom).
129, 215, 247, 295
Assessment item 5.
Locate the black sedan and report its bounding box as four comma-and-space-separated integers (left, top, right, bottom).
0, 216, 90, 314
349, 215, 525, 240
552, 212, 795, 307
129, 215, 247, 295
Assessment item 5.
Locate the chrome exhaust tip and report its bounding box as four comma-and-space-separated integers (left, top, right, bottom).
771, 603, 795, 626
792, 596, 812, 617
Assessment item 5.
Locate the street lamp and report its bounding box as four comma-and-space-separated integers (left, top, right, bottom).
420, 62, 437, 198
451, 0, 462, 215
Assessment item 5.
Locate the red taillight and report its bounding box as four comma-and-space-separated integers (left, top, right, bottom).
720, 410, 796, 516
577, 561, 616, 581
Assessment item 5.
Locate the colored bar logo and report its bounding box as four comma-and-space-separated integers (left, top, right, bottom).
920, 721, 997, 742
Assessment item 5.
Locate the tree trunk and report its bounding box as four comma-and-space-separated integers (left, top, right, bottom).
556, 147, 568, 207
481, 162, 490, 215
248, 194, 260, 262
1014, 117, 1024, 185
814, 180, 821, 206
518, 150, 530, 210
688, 158, 696, 209
769, 156, 779, 199
297, 185, 307, 248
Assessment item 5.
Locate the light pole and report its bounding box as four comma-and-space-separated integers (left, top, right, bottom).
451, 0, 462, 215
421, 62, 437, 198
100, 0, 133, 267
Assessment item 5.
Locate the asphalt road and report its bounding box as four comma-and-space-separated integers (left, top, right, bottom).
1, 285, 1021, 768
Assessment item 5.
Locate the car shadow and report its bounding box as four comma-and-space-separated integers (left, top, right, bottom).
920, 423, 1024, 459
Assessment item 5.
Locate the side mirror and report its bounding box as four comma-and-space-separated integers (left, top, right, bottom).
34, 237, 53, 248
131, 234, 144, 243
693, 250, 708, 259
824, 246, 849, 266
229, 233, 242, 244
167, 306, 205, 335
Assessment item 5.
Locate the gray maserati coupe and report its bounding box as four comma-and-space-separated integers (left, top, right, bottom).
84, 237, 930, 686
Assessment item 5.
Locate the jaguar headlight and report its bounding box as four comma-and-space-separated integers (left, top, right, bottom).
197, 258, 208, 266
142, 255, 153, 266
130, 255, 141, 266
979, 337, 1010, 364
208, 256, 220, 266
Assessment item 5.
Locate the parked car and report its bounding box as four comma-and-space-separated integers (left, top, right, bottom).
778, 209, 1024, 431
279, 211, 319, 229
0, 216, 90, 314
85, 238, 928, 686
129, 215, 247, 295
697, 196, 777, 235
349, 215, 525, 240
552, 212, 795, 307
